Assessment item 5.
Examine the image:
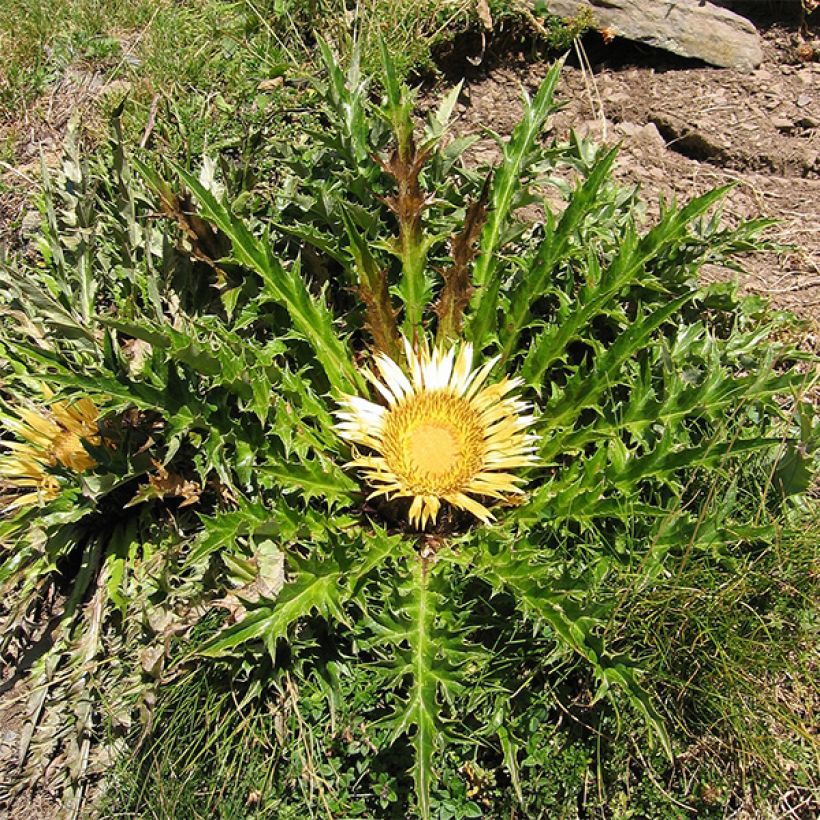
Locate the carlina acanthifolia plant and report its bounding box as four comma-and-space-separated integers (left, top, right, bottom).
1, 41, 817, 817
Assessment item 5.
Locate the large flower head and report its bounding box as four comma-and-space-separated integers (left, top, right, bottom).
335, 338, 538, 529
0, 392, 100, 509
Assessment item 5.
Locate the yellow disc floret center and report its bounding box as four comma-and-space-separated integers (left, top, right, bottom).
382, 390, 485, 495
408, 422, 459, 476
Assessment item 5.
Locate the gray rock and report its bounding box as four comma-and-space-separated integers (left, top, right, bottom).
641, 122, 665, 148
616, 120, 643, 138
770, 117, 794, 133
545, 0, 763, 71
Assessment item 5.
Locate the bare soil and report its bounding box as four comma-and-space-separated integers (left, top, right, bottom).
442, 23, 820, 325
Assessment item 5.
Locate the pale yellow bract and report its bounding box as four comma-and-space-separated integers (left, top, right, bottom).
0, 391, 100, 509
335, 338, 538, 529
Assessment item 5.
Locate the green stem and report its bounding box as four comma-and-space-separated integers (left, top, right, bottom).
400, 228, 427, 335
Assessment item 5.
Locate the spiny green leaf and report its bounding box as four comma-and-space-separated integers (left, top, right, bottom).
378, 38, 414, 159
517, 185, 736, 382
137, 158, 361, 394
198, 530, 398, 658
371, 556, 476, 820
501, 146, 619, 363
540, 292, 696, 444
467, 61, 563, 347
611, 435, 785, 489
473, 541, 672, 758
258, 456, 357, 508
186, 499, 271, 567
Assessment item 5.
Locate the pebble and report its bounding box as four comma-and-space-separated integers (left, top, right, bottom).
796, 94, 813, 108
617, 121, 643, 138
642, 122, 665, 147
21, 210, 41, 235
771, 116, 794, 132
606, 90, 631, 105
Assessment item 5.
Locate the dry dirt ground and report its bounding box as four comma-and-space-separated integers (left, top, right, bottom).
442, 23, 820, 327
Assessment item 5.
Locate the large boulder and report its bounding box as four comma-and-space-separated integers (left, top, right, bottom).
545, 0, 763, 71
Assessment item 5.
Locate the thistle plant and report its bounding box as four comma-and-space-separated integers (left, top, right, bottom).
1, 44, 817, 817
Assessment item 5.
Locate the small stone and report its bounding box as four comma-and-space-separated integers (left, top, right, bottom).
752, 68, 772, 81
617, 121, 643, 138
640, 122, 665, 147
796, 94, 813, 108
771, 116, 795, 132
257, 77, 283, 91
606, 90, 631, 105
